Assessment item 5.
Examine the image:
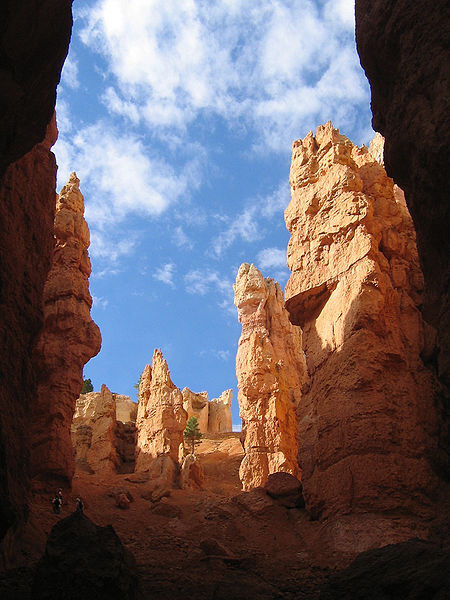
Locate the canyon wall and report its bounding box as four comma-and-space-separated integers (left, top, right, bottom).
31, 173, 101, 486
182, 388, 209, 433
285, 122, 445, 521
135, 350, 187, 485
0, 0, 73, 544
234, 263, 306, 490
355, 1, 450, 404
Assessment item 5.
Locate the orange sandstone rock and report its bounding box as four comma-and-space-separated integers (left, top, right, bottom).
72, 385, 120, 474
31, 173, 101, 485
285, 122, 441, 521
208, 390, 233, 433
135, 350, 187, 485
234, 263, 306, 490
182, 388, 209, 433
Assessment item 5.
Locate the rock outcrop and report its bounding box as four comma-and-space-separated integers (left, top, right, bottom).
285, 122, 444, 524
116, 395, 138, 424
31, 173, 101, 485
135, 350, 187, 485
182, 388, 209, 433
0, 116, 59, 545
234, 263, 306, 490
0, 1, 73, 545
356, 1, 450, 401
209, 390, 233, 434
72, 386, 120, 475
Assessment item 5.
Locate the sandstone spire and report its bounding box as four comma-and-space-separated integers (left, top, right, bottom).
234, 263, 306, 490
182, 388, 209, 433
208, 390, 233, 433
285, 122, 441, 524
31, 172, 101, 485
135, 349, 187, 484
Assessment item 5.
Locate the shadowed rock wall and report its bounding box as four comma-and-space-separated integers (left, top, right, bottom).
355, 1, 450, 407
0, 0, 73, 547
285, 123, 446, 522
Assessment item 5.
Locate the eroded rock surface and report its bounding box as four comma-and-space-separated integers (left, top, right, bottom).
356, 1, 450, 397
31, 173, 101, 485
135, 350, 187, 485
182, 388, 209, 433
72, 385, 120, 475
115, 395, 138, 424
209, 390, 233, 434
234, 263, 306, 490
285, 122, 445, 523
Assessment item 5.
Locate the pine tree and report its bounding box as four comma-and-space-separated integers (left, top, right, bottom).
81, 378, 93, 393
183, 416, 202, 455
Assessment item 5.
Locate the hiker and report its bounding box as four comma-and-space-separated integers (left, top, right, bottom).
57, 488, 63, 504
52, 495, 61, 514
76, 497, 84, 513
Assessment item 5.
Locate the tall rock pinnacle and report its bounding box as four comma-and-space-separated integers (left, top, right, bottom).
284, 122, 443, 527
234, 263, 306, 490
31, 173, 101, 485
135, 349, 187, 485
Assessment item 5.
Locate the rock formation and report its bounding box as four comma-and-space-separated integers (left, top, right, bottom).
182, 388, 209, 433
234, 263, 306, 490
31, 173, 101, 485
285, 122, 443, 523
182, 387, 233, 434
0, 1, 73, 545
72, 385, 120, 475
135, 350, 187, 485
356, 1, 450, 403
116, 395, 138, 424
208, 390, 233, 434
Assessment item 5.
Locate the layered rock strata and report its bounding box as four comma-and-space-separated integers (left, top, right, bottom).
209, 390, 233, 434
72, 385, 120, 475
182, 388, 209, 433
31, 173, 101, 485
285, 122, 442, 521
135, 350, 187, 485
356, 1, 450, 402
234, 263, 306, 490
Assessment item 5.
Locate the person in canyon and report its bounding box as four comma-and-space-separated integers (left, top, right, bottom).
52, 495, 61, 515
75, 498, 84, 513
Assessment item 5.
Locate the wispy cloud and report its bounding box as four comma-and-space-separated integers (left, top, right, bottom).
213, 207, 262, 257
78, 0, 371, 150
256, 247, 286, 270
60, 53, 80, 90
153, 263, 176, 287
172, 226, 193, 249
92, 295, 109, 309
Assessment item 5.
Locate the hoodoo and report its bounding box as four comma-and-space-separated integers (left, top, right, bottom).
234, 263, 306, 490
135, 349, 187, 485
31, 173, 101, 485
285, 123, 444, 531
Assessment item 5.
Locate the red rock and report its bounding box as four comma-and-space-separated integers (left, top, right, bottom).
135, 349, 187, 485
31, 173, 101, 485
234, 263, 306, 491
285, 123, 442, 523
264, 472, 304, 508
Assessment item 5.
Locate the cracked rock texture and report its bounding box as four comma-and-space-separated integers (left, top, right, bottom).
234, 263, 306, 491
285, 122, 445, 523
135, 350, 187, 485
31, 173, 101, 486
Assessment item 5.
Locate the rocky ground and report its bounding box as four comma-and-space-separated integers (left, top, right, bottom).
1, 433, 334, 598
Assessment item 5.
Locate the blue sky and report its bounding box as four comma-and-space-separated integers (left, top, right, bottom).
54, 0, 373, 428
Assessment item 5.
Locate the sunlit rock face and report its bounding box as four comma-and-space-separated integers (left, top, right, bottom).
182, 388, 209, 433
72, 385, 120, 475
285, 122, 443, 521
234, 263, 306, 491
356, 1, 450, 402
31, 173, 101, 486
209, 390, 233, 433
115, 395, 138, 424
135, 350, 187, 484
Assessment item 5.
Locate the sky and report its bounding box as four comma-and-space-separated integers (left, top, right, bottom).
54, 0, 373, 429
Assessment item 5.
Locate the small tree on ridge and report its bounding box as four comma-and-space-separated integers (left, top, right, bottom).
184, 416, 202, 455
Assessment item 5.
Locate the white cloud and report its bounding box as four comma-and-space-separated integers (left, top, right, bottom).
172, 226, 193, 249
92, 295, 109, 309
153, 263, 176, 287
184, 268, 235, 315
60, 54, 80, 89
78, 0, 371, 150
213, 207, 262, 257
256, 247, 286, 270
